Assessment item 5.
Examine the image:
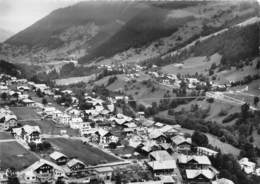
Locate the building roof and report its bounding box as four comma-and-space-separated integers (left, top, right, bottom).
186, 169, 215, 180
23, 159, 63, 173
150, 150, 172, 161
67, 158, 85, 168
95, 167, 113, 173
197, 147, 218, 155
178, 155, 211, 165
212, 178, 235, 184
147, 160, 177, 170
23, 125, 41, 134
171, 135, 191, 146
159, 125, 176, 133
49, 151, 67, 161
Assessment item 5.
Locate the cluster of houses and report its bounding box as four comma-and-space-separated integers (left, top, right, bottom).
16, 152, 116, 184
0, 107, 17, 130
0, 73, 238, 184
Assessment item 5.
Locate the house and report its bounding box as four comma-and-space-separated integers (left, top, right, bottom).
197, 147, 218, 157
13, 125, 41, 144
69, 117, 83, 129
177, 155, 212, 169
56, 113, 71, 126
140, 141, 160, 155
66, 158, 86, 177
185, 169, 216, 183
171, 135, 191, 153
21, 99, 36, 107
95, 167, 113, 181
0, 111, 17, 130
79, 122, 92, 136
21, 159, 65, 183
92, 129, 118, 145
239, 157, 256, 174
147, 160, 177, 175
149, 150, 172, 161
149, 130, 167, 144
49, 151, 68, 165
147, 150, 176, 175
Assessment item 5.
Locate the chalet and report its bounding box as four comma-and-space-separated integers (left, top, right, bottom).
178, 155, 212, 169
171, 135, 191, 153
0, 114, 17, 130
185, 169, 216, 183
239, 157, 256, 174
0, 85, 9, 94
95, 167, 113, 181
69, 117, 83, 129
149, 150, 172, 161
149, 130, 167, 144
17, 85, 30, 91
13, 125, 41, 144
66, 158, 86, 177
92, 129, 118, 145
21, 159, 65, 183
65, 108, 81, 118
49, 151, 68, 165
21, 99, 36, 107
140, 141, 160, 155
147, 150, 176, 175
56, 113, 71, 126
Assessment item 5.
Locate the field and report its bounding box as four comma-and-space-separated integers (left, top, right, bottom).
0, 142, 38, 170
10, 107, 40, 120
0, 132, 14, 140
11, 107, 79, 136
55, 74, 95, 86
161, 54, 222, 75
47, 138, 120, 165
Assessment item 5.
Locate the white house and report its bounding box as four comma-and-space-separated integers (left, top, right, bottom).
239, 157, 256, 174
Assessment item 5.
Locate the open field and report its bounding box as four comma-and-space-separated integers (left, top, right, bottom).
0, 132, 14, 140
10, 106, 79, 136
161, 54, 222, 76
20, 120, 79, 136
55, 74, 95, 86
0, 142, 38, 170
10, 107, 40, 120
47, 138, 120, 165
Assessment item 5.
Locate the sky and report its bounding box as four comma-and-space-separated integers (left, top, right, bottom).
0, 0, 84, 33
0, 0, 259, 34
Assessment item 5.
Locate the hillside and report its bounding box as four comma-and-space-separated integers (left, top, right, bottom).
0, 28, 13, 43
0, 60, 21, 77
1, 1, 148, 63
0, 1, 208, 64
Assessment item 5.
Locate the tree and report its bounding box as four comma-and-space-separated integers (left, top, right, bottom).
191, 131, 208, 147
1, 92, 8, 101
241, 103, 250, 119
42, 98, 48, 106
254, 96, 259, 107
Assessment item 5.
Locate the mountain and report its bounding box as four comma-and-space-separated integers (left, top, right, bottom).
0, 28, 13, 43
0, 0, 259, 65
0, 1, 205, 64
1, 1, 149, 63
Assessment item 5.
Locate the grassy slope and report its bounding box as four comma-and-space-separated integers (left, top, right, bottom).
0, 142, 38, 170
79, 6, 196, 63
190, 24, 259, 65
5, 1, 145, 49
47, 138, 120, 165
